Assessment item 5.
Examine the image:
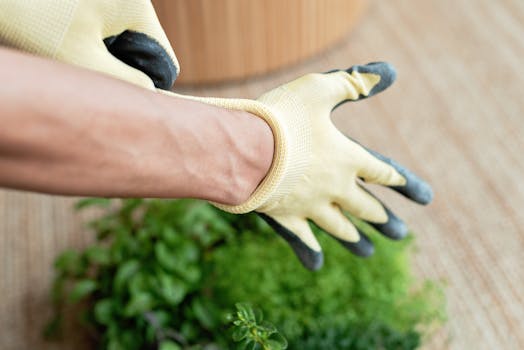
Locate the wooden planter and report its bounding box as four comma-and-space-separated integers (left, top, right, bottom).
152, 0, 368, 84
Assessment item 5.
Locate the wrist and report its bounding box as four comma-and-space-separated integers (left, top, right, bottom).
218, 110, 274, 205
156, 92, 275, 205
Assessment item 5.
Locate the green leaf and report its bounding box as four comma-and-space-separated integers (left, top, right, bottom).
236, 303, 256, 323
124, 293, 154, 317
232, 326, 249, 341
162, 227, 181, 247
180, 322, 198, 340
177, 265, 201, 284
50, 277, 65, 304
267, 334, 287, 349
69, 279, 97, 303
192, 298, 218, 329
113, 260, 140, 294
107, 338, 125, 350
237, 339, 257, 350
158, 273, 187, 306
54, 250, 85, 276
155, 242, 201, 283
119, 329, 141, 349
253, 308, 264, 323
75, 197, 112, 210
177, 240, 200, 263
120, 198, 144, 220
159, 340, 182, 350
94, 299, 114, 325
42, 315, 62, 339
84, 246, 111, 265
258, 321, 276, 335
155, 242, 177, 271
265, 339, 286, 350
129, 271, 150, 295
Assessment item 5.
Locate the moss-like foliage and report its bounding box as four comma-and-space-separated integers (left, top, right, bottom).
209, 214, 445, 348
46, 199, 445, 350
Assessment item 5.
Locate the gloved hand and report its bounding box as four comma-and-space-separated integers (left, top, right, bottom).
0, 0, 179, 90
168, 62, 433, 270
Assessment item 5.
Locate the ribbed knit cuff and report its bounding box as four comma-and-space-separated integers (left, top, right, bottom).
165, 91, 312, 214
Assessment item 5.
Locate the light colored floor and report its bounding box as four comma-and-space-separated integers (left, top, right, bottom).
1, 0, 523, 349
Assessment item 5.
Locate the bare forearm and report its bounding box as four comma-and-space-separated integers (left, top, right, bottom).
0, 48, 273, 204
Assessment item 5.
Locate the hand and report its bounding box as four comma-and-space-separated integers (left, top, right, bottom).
170, 62, 433, 270
0, 0, 179, 89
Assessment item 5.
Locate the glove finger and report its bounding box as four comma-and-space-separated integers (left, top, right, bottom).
356, 185, 408, 240
257, 213, 323, 271
363, 147, 434, 205
355, 147, 407, 187
104, 30, 178, 90
324, 62, 397, 109
345, 62, 397, 100
311, 204, 360, 243
311, 205, 375, 257
337, 184, 388, 223
338, 230, 375, 257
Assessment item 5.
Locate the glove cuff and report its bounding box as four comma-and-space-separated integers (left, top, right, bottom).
164, 91, 312, 214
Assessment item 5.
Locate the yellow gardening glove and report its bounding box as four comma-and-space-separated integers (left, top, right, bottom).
0, 0, 179, 90
168, 63, 433, 270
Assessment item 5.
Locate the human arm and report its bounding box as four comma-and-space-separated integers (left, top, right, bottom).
0, 47, 273, 205
0, 0, 433, 270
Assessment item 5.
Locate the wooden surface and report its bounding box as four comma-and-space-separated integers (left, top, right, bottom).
1, 0, 524, 349
152, 0, 368, 84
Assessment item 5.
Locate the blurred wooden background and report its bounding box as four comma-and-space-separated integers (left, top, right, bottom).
152, 0, 368, 84
1, 0, 524, 349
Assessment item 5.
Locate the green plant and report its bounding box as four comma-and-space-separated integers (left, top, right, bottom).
208, 220, 445, 345
46, 199, 235, 349
231, 303, 287, 350
46, 199, 445, 349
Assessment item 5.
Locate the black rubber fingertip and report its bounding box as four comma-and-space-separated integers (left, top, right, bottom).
413, 181, 434, 205
104, 30, 178, 90
346, 62, 397, 98
304, 251, 324, 271
371, 210, 408, 240
392, 174, 434, 205
337, 233, 375, 257
257, 213, 324, 271
364, 147, 434, 205
323, 69, 341, 74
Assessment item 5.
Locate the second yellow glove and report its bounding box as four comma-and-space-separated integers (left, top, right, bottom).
0, 0, 179, 90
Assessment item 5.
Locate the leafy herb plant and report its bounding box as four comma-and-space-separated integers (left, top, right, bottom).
46, 199, 445, 349
231, 303, 287, 350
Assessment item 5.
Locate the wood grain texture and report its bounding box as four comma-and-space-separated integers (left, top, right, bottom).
1, 0, 523, 349
152, 0, 368, 84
